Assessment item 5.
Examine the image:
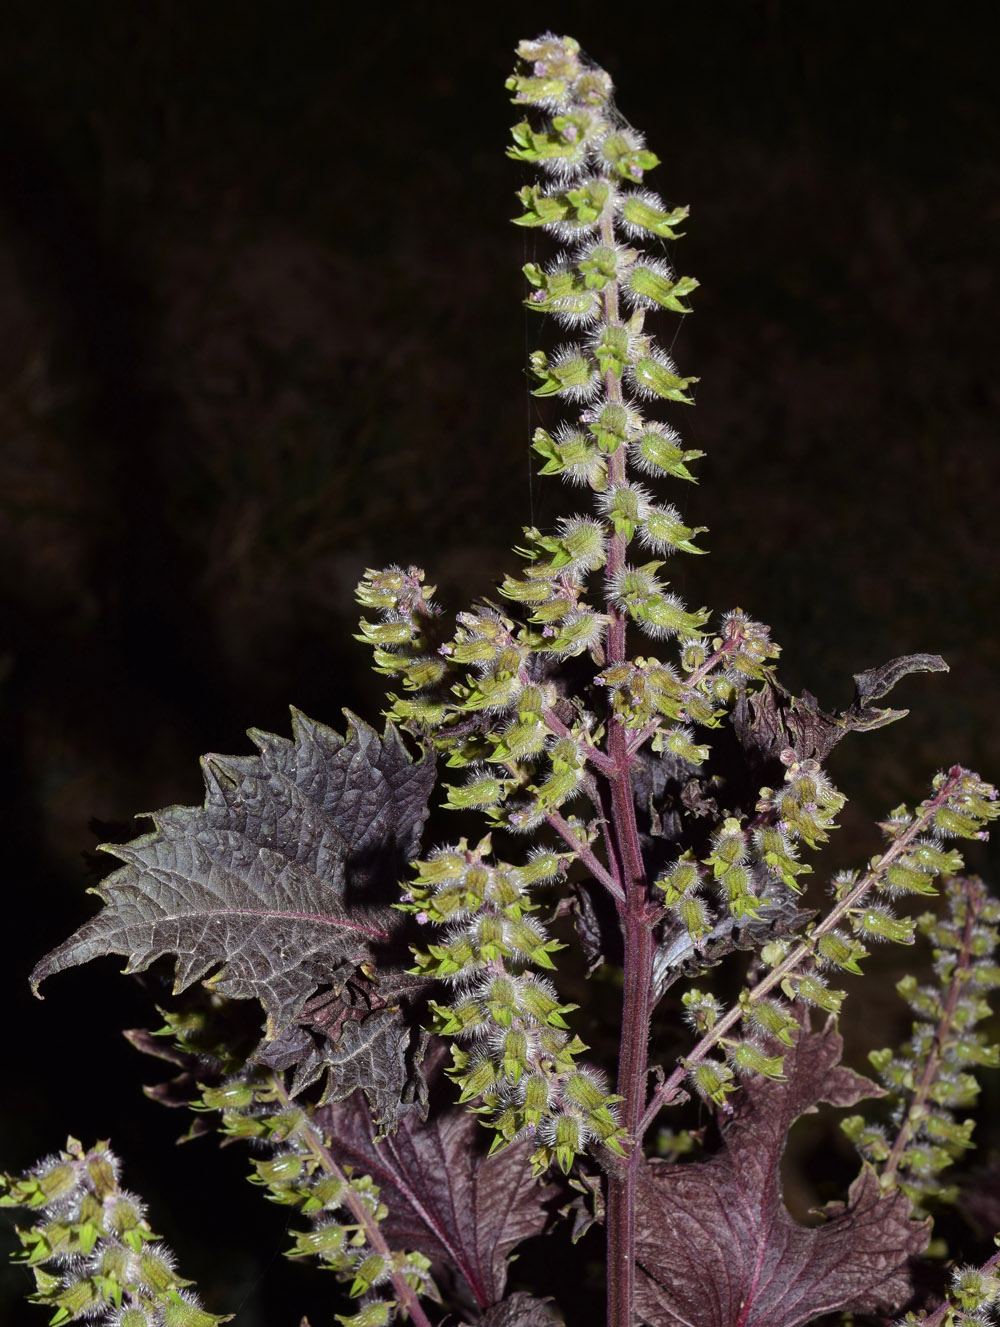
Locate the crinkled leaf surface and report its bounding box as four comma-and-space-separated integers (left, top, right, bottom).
316, 1054, 556, 1311
32, 710, 436, 1127
635, 1020, 929, 1327
469, 1293, 564, 1326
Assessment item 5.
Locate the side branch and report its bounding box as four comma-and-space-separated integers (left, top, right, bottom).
638, 767, 969, 1138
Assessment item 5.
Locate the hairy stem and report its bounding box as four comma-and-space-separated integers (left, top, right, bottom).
545, 806, 625, 904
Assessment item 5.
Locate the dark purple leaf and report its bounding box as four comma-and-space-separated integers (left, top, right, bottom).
32, 710, 436, 1128
469, 1292, 563, 1326
316, 1054, 557, 1311
733, 654, 948, 767
635, 1019, 929, 1327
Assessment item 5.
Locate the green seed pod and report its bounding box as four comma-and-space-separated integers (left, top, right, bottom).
854, 907, 914, 945
688, 1059, 735, 1105
729, 1041, 785, 1080
630, 353, 697, 403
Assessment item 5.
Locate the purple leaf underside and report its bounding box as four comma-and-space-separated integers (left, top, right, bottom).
31, 709, 436, 1128
635, 1020, 929, 1327
317, 1055, 557, 1311
470, 1293, 564, 1326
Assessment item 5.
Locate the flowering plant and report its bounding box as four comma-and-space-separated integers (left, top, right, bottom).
5, 33, 999, 1327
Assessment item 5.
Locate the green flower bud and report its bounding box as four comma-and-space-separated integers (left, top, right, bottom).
629, 352, 697, 403
853, 906, 914, 945
951, 1265, 1000, 1312
816, 930, 867, 975
592, 322, 633, 376
640, 504, 706, 556
627, 264, 699, 313
619, 191, 689, 239
586, 401, 636, 452
350, 1252, 388, 1297
629, 424, 703, 481
688, 1059, 735, 1105
529, 345, 599, 400
334, 1303, 392, 1327
793, 974, 845, 1014
729, 1041, 785, 1079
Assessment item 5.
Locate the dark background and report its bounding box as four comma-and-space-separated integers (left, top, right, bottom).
1, 1, 998, 1323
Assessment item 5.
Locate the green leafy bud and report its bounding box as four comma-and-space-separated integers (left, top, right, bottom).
563, 1069, 608, 1112
935, 805, 986, 839
529, 346, 599, 400
708, 818, 747, 869
682, 988, 722, 1032
729, 1041, 785, 1079
139, 1246, 182, 1292
578, 243, 630, 291
592, 322, 633, 376
586, 401, 636, 453
630, 352, 698, 403
551, 1114, 583, 1173
289, 1223, 349, 1261
640, 504, 706, 556
334, 1302, 393, 1327
443, 772, 510, 811
908, 841, 964, 874
853, 906, 914, 945
656, 857, 701, 903
791, 974, 845, 1014
508, 114, 598, 173
629, 424, 703, 481
816, 930, 868, 975
676, 895, 710, 940
885, 862, 939, 896
356, 618, 418, 647
522, 1074, 553, 1127
599, 128, 658, 182
688, 1059, 736, 1105
627, 265, 699, 313
598, 482, 650, 541
456, 1055, 500, 1102
119, 1311, 154, 1327
532, 426, 606, 488
350, 1252, 388, 1297
951, 1265, 1000, 1313
761, 939, 791, 968
740, 995, 799, 1047
620, 192, 689, 239
518, 978, 577, 1028
840, 1116, 892, 1161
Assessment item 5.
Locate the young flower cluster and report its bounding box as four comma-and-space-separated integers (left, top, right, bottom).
660, 767, 1000, 1111
355, 565, 451, 730
0, 1139, 227, 1327
843, 875, 1000, 1215
352, 32, 799, 1174
655, 748, 846, 960
193, 1071, 435, 1327
403, 837, 625, 1172
896, 1248, 1000, 1326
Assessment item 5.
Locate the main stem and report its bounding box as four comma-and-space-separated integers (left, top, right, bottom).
601, 280, 656, 1323
605, 731, 655, 1327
